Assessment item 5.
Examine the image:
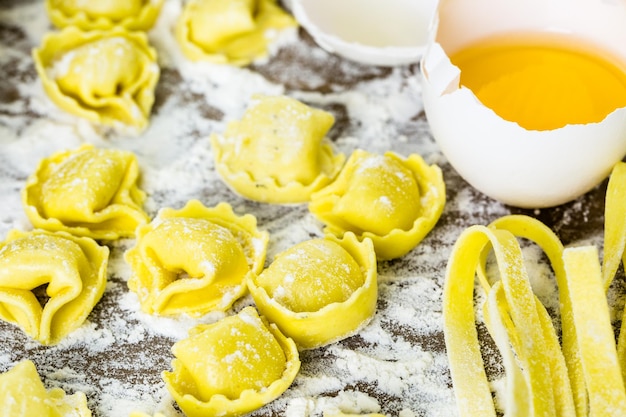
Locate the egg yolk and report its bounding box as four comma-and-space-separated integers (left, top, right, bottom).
449, 32, 626, 130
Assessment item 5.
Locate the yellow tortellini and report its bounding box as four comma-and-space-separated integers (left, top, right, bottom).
247, 233, 377, 349
309, 149, 446, 260
163, 306, 300, 417
33, 26, 159, 131
0, 360, 92, 416
176, 0, 297, 66
211, 95, 345, 203
125, 200, 269, 316
0, 229, 108, 345
46, 0, 164, 30
23, 144, 149, 240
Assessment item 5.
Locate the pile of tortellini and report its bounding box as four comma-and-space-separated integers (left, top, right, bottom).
33, 0, 296, 131
0, 92, 446, 416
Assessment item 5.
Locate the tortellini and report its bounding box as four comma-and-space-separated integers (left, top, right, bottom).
22, 144, 149, 240
211, 95, 345, 203
163, 306, 300, 417
309, 149, 446, 260
46, 0, 164, 30
247, 233, 377, 349
125, 200, 269, 316
33, 26, 159, 131
0, 229, 108, 345
0, 360, 92, 416
176, 0, 297, 66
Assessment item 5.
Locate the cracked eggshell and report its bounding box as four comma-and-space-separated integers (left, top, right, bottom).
421, 0, 626, 208
291, 0, 438, 66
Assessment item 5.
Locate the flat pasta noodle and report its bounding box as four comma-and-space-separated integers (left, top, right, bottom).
0, 360, 92, 416
211, 95, 345, 203
22, 144, 149, 240
445, 213, 626, 416
0, 229, 108, 345
162, 306, 300, 417
125, 199, 269, 316
247, 232, 377, 350
45, 0, 164, 30
175, 0, 296, 66
309, 149, 445, 260
33, 26, 159, 131
563, 246, 626, 416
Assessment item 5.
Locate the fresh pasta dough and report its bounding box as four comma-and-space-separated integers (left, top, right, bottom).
212, 95, 345, 203
22, 144, 149, 240
309, 149, 445, 260
125, 200, 269, 316
0, 229, 108, 345
33, 26, 159, 131
0, 360, 92, 417
45, 0, 164, 30
176, 0, 296, 65
163, 306, 300, 417
247, 233, 377, 349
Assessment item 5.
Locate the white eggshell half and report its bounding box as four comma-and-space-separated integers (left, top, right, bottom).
421, 0, 626, 208
292, 0, 438, 66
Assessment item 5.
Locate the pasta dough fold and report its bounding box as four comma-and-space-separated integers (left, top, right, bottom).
163, 306, 300, 417
33, 26, 159, 131
212, 95, 345, 203
176, 0, 296, 66
247, 232, 377, 349
46, 0, 164, 30
23, 144, 149, 240
0, 360, 92, 417
309, 149, 445, 260
0, 229, 108, 345
125, 200, 268, 316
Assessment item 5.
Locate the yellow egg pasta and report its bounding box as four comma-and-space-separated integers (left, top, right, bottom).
176, 0, 296, 66
46, 0, 164, 30
309, 149, 445, 260
125, 200, 268, 316
212, 95, 345, 203
247, 232, 377, 349
33, 26, 159, 131
444, 214, 626, 417
23, 144, 149, 240
0, 360, 92, 416
0, 229, 108, 345
163, 306, 300, 417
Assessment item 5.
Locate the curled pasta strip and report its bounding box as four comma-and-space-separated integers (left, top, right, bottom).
0, 360, 92, 416
604, 162, 626, 383
445, 213, 626, 416
45, 0, 164, 30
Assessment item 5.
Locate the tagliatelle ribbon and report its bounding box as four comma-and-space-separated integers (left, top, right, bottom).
603, 162, 626, 386
444, 209, 626, 417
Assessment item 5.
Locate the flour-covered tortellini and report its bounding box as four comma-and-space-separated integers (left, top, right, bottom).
0, 360, 92, 416
163, 306, 300, 417
247, 233, 377, 349
309, 149, 446, 260
212, 95, 345, 203
33, 26, 159, 131
125, 200, 269, 316
23, 144, 149, 240
0, 229, 108, 345
46, 0, 164, 30
176, 0, 296, 66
